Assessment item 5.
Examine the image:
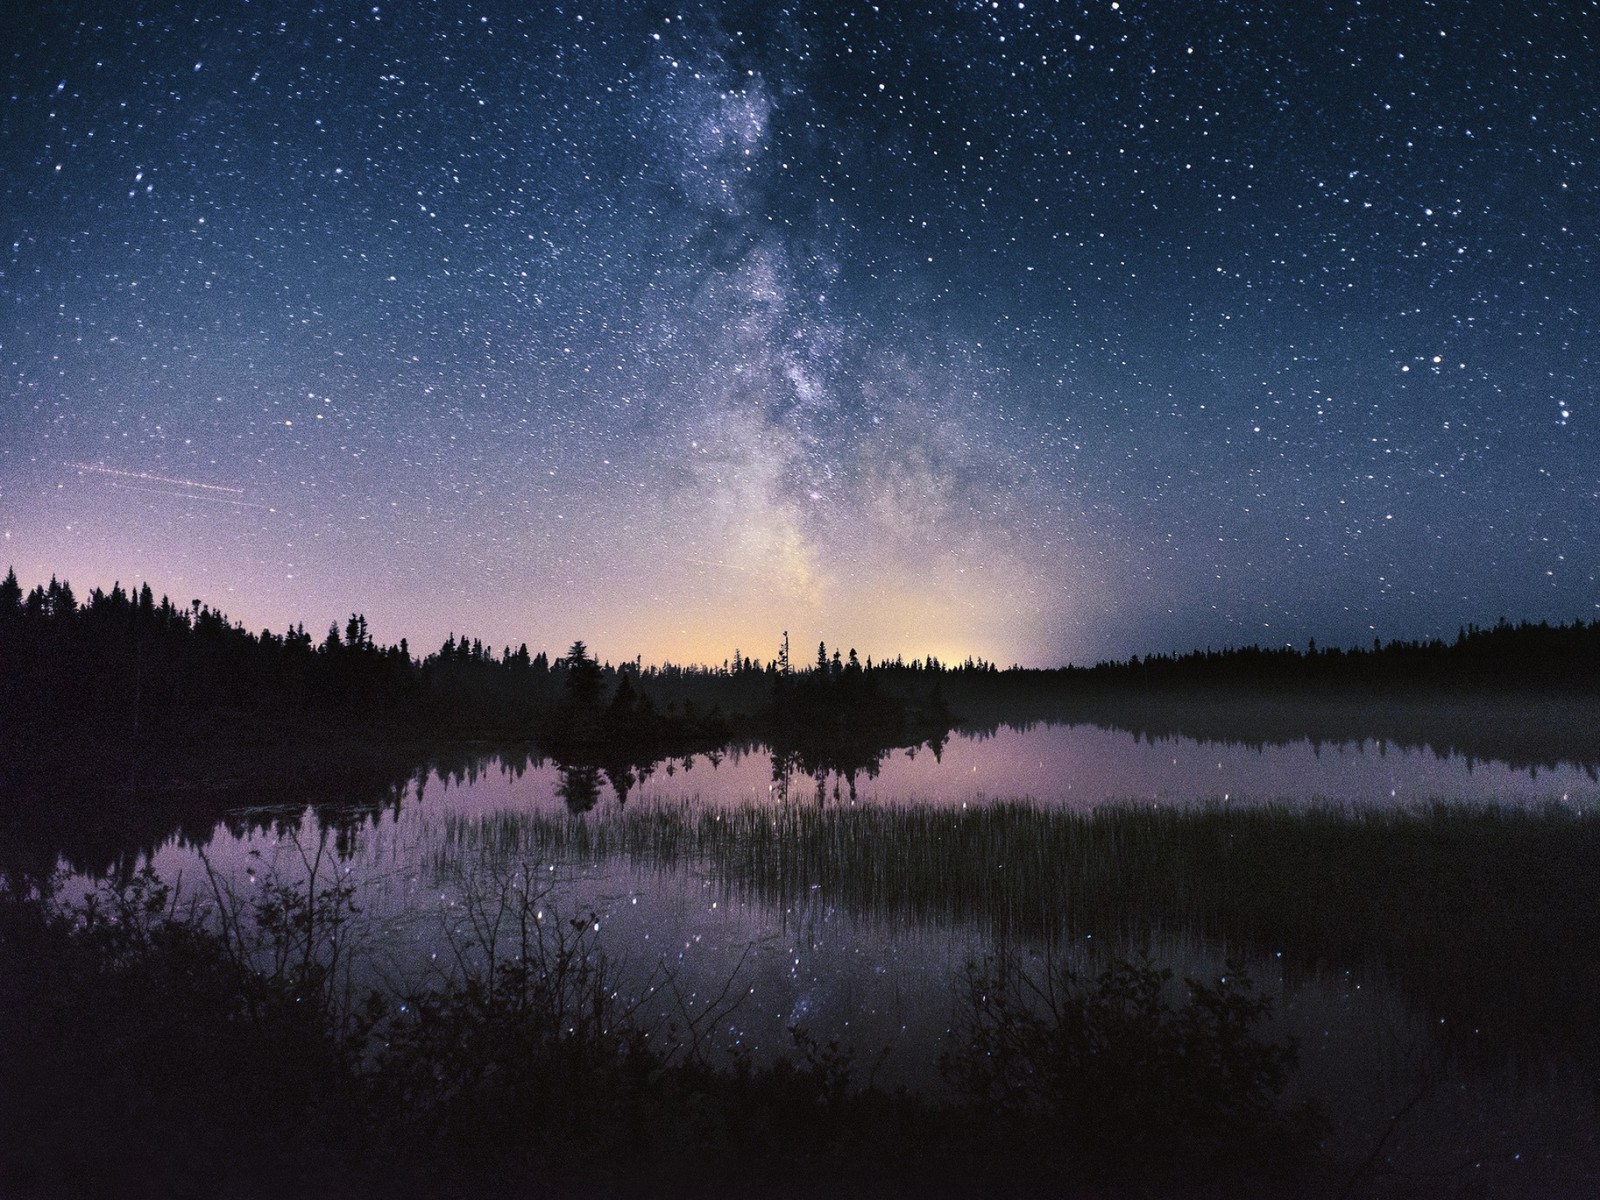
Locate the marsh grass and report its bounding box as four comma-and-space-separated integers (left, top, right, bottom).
432, 796, 1600, 1071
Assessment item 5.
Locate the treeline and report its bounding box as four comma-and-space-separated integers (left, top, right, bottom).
0, 572, 950, 793
923, 618, 1600, 729
5, 568, 1595, 784
0, 570, 756, 776
1071, 620, 1600, 695
0, 571, 548, 748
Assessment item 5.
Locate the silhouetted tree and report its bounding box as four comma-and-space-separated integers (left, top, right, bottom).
0, 568, 20, 622
563, 641, 603, 711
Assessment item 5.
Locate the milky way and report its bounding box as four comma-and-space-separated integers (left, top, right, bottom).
4, 1, 1596, 665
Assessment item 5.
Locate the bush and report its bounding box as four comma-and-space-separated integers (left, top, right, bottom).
0, 868, 363, 1199
942, 953, 1320, 1186
4, 866, 1323, 1199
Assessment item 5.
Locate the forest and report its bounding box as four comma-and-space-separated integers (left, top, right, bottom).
3, 566, 1597, 803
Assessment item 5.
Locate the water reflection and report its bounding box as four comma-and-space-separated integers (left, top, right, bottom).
770, 730, 949, 806
556, 763, 603, 814
12, 708, 1593, 1188
964, 693, 1600, 780
9, 705, 1598, 887
7, 702, 1595, 1195
568, 715, 1595, 816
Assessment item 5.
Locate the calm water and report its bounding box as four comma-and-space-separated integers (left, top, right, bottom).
101, 722, 1600, 1180
702, 722, 1590, 808
195, 720, 1597, 823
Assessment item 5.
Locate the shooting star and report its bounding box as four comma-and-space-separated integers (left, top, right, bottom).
65, 462, 276, 511
66, 462, 246, 493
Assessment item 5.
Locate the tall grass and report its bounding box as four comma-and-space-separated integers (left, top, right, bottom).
432, 797, 1600, 1070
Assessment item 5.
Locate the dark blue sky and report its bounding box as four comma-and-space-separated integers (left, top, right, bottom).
4, 1, 1596, 665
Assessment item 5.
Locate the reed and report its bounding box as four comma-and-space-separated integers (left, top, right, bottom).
431, 796, 1600, 1069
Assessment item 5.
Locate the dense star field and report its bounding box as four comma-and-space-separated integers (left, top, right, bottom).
3, 1, 1596, 666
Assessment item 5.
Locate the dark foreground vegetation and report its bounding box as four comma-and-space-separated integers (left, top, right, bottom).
1, 864, 1320, 1200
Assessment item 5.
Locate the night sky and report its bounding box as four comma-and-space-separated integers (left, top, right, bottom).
4, 1, 1596, 667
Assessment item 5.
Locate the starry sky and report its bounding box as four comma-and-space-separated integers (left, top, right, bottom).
3, 1, 1597, 667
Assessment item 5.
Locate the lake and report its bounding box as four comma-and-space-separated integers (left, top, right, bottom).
62, 718, 1600, 1188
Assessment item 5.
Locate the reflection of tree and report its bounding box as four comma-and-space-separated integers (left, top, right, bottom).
768, 732, 941, 808
546, 743, 670, 811
556, 763, 602, 814
955, 693, 1600, 780
1, 754, 425, 888
602, 761, 635, 807
770, 750, 793, 806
